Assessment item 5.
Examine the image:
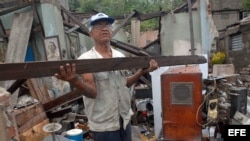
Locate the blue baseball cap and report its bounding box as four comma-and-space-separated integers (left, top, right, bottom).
89, 13, 115, 26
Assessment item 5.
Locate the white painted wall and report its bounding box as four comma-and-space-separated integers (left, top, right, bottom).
150, 66, 169, 138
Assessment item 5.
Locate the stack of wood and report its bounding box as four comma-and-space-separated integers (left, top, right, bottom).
15, 102, 48, 135
16, 78, 53, 141
0, 87, 51, 141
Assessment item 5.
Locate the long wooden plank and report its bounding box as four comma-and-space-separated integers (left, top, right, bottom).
43, 90, 82, 111
0, 55, 207, 81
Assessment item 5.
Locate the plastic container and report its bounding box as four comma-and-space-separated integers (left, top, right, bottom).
66, 129, 83, 141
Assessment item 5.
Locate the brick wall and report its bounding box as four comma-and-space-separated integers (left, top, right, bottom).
213, 12, 239, 30
217, 25, 250, 72
210, 0, 244, 30
210, 0, 244, 10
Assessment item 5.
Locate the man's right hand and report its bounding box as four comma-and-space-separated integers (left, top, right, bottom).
54, 63, 78, 83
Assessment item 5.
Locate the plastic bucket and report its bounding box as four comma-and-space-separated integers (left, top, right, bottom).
66, 129, 83, 141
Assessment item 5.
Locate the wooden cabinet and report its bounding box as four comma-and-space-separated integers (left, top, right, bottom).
161, 65, 202, 141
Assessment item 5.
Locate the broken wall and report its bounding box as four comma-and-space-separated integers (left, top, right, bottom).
160, 12, 202, 56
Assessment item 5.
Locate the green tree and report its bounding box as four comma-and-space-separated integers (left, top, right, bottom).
242, 0, 250, 10
68, 0, 185, 31
69, 0, 80, 11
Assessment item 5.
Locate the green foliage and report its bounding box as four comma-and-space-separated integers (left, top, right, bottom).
68, 0, 80, 11
141, 18, 160, 31
77, 0, 96, 13
68, 0, 185, 31
242, 0, 250, 10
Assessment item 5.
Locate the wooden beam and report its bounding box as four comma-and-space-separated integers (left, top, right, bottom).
0, 55, 207, 81
31, 0, 45, 37
63, 21, 152, 56
46, 106, 72, 118
43, 90, 82, 111
65, 25, 80, 34
112, 10, 137, 36
0, 20, 8, 42
7, 79, 26, 94
111, 39, 151, 56
142, 39, 159, 50
60, 5, 89, 32
41, 55, 207, 112
136, 11, 168, 21
0, 0, 40, 16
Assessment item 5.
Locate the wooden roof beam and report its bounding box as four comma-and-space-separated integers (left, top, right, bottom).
60, 5, 89, 33
112, 10, 138, 36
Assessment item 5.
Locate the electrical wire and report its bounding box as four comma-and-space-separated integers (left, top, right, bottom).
196, 78, 217, 127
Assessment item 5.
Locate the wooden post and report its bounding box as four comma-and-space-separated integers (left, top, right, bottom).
131, 19, 140, 47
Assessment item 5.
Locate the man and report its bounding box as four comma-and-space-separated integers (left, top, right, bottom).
55, 13, 158, 141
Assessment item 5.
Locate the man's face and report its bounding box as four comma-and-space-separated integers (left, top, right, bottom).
90, 21, 113, 43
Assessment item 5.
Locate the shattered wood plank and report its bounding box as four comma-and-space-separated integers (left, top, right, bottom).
0, 55, 207, 81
